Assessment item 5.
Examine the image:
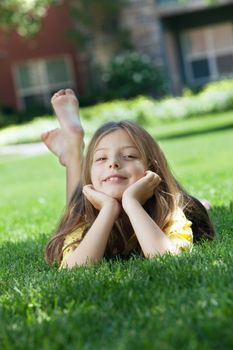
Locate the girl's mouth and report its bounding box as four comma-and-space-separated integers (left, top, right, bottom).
104, 175, 127, 182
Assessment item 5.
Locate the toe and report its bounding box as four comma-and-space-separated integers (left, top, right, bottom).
51, 93, 58, 102
41, 131, 49, 141
65, 88, 75, 95
57, 89, 66, 95
51, 92, 61, 102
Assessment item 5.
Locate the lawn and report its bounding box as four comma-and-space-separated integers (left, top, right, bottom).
0, 116, 233, 350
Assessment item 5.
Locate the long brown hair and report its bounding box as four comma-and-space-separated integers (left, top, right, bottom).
45, 121, 215, 265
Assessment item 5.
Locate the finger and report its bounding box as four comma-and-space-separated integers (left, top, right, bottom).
145, 170, 158, 179
152, 179, 161, 191
144, 171, 158, 183
82, 186, 91, 196
153, 173, 161, 181
144, 171, 154, 180
145, 170, 154, 176
144, 172, 161, 184
145, 170, 160, 177
82, 189, 88, 198
83, 184, 94, 191
82, 188, 90, 200
147, 171, 160, 180
152, 175, 161, 185
82, 186, 94, 200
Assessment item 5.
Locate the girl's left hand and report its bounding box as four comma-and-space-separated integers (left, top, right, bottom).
122, 170, 161, 208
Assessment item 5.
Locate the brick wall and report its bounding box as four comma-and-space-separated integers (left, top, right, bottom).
121, 0, 164, 66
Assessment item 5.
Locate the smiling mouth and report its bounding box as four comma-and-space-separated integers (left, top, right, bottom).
104, 175, 127, 182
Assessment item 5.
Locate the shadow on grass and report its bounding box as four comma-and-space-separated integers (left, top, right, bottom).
157, 122, 233, 140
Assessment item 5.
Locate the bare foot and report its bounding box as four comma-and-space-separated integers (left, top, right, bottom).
41, 89, 84, 166
41, 128, 67, 166
51, 89, 83, 132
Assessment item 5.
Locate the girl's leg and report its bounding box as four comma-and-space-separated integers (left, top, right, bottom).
41, 89, 84, 205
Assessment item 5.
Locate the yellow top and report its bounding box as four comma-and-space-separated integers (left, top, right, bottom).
164, 207, 193, 253
59, 207, 193, 269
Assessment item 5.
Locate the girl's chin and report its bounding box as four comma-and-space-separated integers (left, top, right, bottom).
103, 189, 123, 200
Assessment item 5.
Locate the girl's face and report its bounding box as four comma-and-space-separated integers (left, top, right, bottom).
91, 129, 147, 200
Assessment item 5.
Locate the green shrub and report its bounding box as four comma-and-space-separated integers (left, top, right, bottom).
143, 78, 233, 122
101, 51, 167, 100
80, 78, 233, 124
0, 103, 17, 128
0, 103, 52, 129
1, 78, 233, 132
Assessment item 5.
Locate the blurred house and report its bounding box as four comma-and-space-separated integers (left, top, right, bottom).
0, 0, 82, 112
123, 0, 233, 95
0, 0, 233, 112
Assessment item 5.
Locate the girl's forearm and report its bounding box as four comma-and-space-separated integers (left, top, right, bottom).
123, 199, 175, 257
65, 204, 118, 268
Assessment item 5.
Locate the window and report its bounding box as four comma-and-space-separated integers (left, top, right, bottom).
14, 56, 74, 110
181, 23, 233, 86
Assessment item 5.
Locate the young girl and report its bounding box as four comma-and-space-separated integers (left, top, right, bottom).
42, 89, 215, 269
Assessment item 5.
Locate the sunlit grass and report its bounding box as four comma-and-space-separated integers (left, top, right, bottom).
0, 116, 232, 350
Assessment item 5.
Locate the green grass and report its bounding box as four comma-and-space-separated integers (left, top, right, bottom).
0, 117, 233, 349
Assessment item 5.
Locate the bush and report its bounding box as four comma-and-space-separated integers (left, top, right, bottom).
0, 103, 17, 128
0, 103, 52, 129
1, 77, 233, 131
101, 51, 167, 100
141, 78, 233, 123
81, 78, 233, 124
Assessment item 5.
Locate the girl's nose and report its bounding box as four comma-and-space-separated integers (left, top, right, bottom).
109, 159, 120, 168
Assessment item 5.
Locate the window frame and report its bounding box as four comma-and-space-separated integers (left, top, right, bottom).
180, 22, 233, 87
12, 55, 75, 110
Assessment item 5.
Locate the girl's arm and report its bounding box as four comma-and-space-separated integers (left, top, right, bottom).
122, 171, 176, 257
64, 186, 121, 268
122, 199, 175, 257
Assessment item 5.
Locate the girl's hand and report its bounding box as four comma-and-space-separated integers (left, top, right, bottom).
83, 185, 121, 215
122, 171, 161, 209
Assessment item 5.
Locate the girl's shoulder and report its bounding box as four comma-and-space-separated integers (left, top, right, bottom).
164, 207, 193, 253
60, 223, 89, 269
164, 207, 193, 239
63, 226, 84, 247
171, 206, 190, 222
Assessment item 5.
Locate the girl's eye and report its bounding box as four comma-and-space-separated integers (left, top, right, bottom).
95, 157, 106, 162
123, 155, 137, 159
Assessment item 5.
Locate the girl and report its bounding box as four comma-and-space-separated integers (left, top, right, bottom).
42, 89, 215, 269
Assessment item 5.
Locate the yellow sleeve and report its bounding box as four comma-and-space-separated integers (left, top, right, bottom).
164, 208, 193, 254
59, 227, 84, 270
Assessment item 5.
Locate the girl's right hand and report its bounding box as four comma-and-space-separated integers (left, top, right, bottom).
83, 185, 121, 215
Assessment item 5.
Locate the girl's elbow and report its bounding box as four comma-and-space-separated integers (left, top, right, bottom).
143, 243, 179, 259
64, 255, 101, 269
